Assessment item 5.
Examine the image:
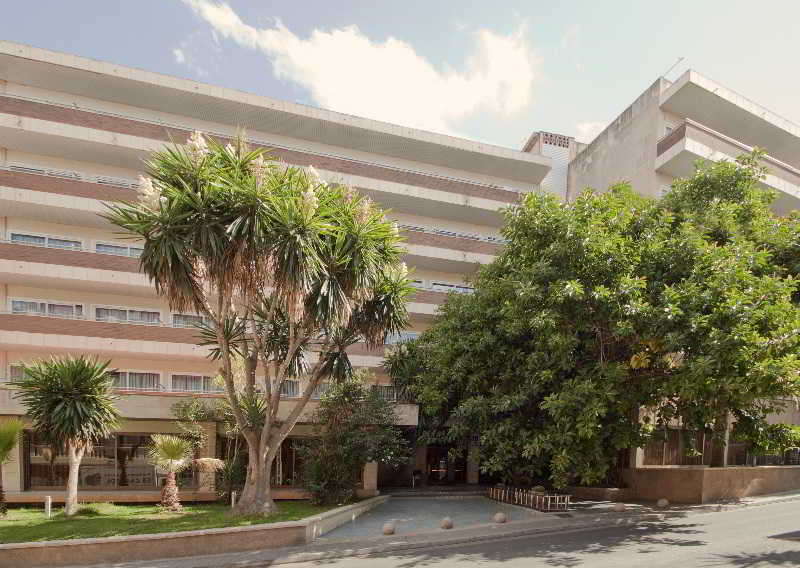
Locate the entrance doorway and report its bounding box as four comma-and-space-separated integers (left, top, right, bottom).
426, 445, 466, 485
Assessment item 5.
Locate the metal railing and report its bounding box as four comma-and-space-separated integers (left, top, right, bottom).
0, 236, 143, 259
1, 92, 528, 195
488, 486, 571, 512
2, 162, 139, 190
398, 223, 506, 245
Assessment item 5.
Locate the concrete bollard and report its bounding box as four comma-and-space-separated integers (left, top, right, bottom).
440, 517, 453, 530
493, 512, 507, 523
45, 496, 52, 519
382, 522, 396, 535
613, 503, 627, 513
656, 498, 670, 509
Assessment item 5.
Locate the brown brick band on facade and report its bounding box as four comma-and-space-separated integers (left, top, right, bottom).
0, 169, 138, 202
403, 230, 502, 255
0, 314, 387, 356
0, 242, 140, 273
0, 96, 522, 204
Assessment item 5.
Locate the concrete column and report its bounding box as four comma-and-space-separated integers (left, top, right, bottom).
629, 447, 645, 469
362, 462, 378, 495
197, 422, 217, 492
467, 438, 480, 485
710, 414, 732, 467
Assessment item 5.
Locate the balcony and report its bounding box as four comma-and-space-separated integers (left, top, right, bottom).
655, 120, 800, 215
0, 93, 529, 208
660, 70, 800, 169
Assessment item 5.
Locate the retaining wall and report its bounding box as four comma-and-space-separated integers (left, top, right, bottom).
0, 495, 389, 568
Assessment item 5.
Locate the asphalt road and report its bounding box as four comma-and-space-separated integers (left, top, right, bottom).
288, 500, 800, 567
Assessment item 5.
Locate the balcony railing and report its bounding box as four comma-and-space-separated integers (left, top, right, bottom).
399, 223, 506, 245
656, 119, 800, 178
1, 93, 528, 195
0, 236, 143, 259
1, 162, 139, 190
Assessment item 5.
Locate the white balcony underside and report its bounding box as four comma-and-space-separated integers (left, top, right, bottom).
655, 138, 800, 215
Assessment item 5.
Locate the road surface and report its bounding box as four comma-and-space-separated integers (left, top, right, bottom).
290, 500, 800, 567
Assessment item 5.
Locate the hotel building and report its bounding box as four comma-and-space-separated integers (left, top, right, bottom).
0, 41, 797, 503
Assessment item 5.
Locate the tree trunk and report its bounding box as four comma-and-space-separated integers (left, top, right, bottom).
234, 444, 278, 515
710, 412, 731, 468
0, 464, 6, 517
64, 444, 83, 517
161, 471, 182, 512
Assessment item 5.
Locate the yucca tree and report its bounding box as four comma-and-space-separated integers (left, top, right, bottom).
147, 434, 223, 511
0, 418, 24, 516
105, 132, 411, 514
12, 356, 120, 516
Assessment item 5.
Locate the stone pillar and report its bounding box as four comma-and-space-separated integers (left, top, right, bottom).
197, 422, 217, 493
710, 414, 732, 468
362, 462, 378, 496
467, 438, 480, 485
629, 447, 645, 469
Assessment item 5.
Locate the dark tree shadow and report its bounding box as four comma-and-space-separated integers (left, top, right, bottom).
703, 550, 800, 566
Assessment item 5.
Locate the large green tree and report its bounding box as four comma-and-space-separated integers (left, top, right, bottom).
106, 132, 410, 514
12, 356, 121, 516
387, 152, 800, 488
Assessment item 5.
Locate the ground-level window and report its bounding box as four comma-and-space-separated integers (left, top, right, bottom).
270, 438, 312, 487
23, 432, 197, 490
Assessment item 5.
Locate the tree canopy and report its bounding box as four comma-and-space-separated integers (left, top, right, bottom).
387, 152, 800, 488
106, 132, 411, 513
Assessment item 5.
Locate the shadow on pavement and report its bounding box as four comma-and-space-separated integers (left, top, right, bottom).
308, 520, 707, 568
703, 550, 800, 566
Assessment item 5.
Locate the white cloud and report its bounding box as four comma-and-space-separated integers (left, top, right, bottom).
575, 121, 606, 143
172, 47, 186, 64
180, 0, 540, 136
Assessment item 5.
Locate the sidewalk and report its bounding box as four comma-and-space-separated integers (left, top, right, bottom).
74, 488, 800, 568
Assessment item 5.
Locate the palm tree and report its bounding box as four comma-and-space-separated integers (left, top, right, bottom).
148, 434, 222, 511
12, 356, 120, 516
0, 418, 24, 516
105, 132, 410, 514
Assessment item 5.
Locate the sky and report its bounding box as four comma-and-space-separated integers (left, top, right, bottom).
1, 1, 798, 148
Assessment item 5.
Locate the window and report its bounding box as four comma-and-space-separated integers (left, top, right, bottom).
10, 232, 81, 251
96, 307, 160, 325
431, 282, 474, 294
310, 382, 329, 400
372, 385, 398, 401
171, 374, 221, 393
385, 331, 420, 345
410, 279, 425, 289
172, 313, 211, 328
109, 371, 160, 390
96, 243, 143, 257
11, 299, 83, 318
9, 365, 24, 380
279, 380, 300, 398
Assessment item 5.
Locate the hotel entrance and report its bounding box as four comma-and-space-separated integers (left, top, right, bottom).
425, 444, 467, 485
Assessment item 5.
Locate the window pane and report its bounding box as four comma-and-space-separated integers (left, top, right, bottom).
128, 309, 160, 325
10, 233, 46, 246
127, 372, 159, 390
129, 247, 144, 258
47, 303, 79, 318
96, 307, 128, 322
311, 382, 329, 400
173, 314, 205, 328
12, 300, 44, 314
9, 365, 24, 379
117, 435, 155, 487
108, 371, 126, 388
280, 380, 299, 397
48, 238, 81, 251
96, 243, 128, 256
172, 374, 202, 392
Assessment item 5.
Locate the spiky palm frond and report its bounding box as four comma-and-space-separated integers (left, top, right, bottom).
147, 434, 194, 473
0, 419, 23, 465
11, 356, 120, 447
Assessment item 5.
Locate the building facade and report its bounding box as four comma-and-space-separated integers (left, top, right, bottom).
567, 70, 800, 214
0, 41, 552, 501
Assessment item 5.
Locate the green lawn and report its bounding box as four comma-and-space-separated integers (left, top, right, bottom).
0, 501, 336, 544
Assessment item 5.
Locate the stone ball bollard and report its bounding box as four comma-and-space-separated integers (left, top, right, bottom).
440, 517, 454, 530
613, 503, 627, 513
382, 522, 396, 535
656, 498, 670, 509
493, 512, 507, 524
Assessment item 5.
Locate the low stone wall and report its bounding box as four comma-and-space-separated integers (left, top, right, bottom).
624, 465, 800, 504
0, 495, 390, 568
568, 486, 634, 502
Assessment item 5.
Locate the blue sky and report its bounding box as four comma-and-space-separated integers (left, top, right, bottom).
2, 1, 798, 148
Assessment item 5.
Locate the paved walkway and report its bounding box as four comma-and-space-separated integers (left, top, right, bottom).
321, 496, 537, 539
